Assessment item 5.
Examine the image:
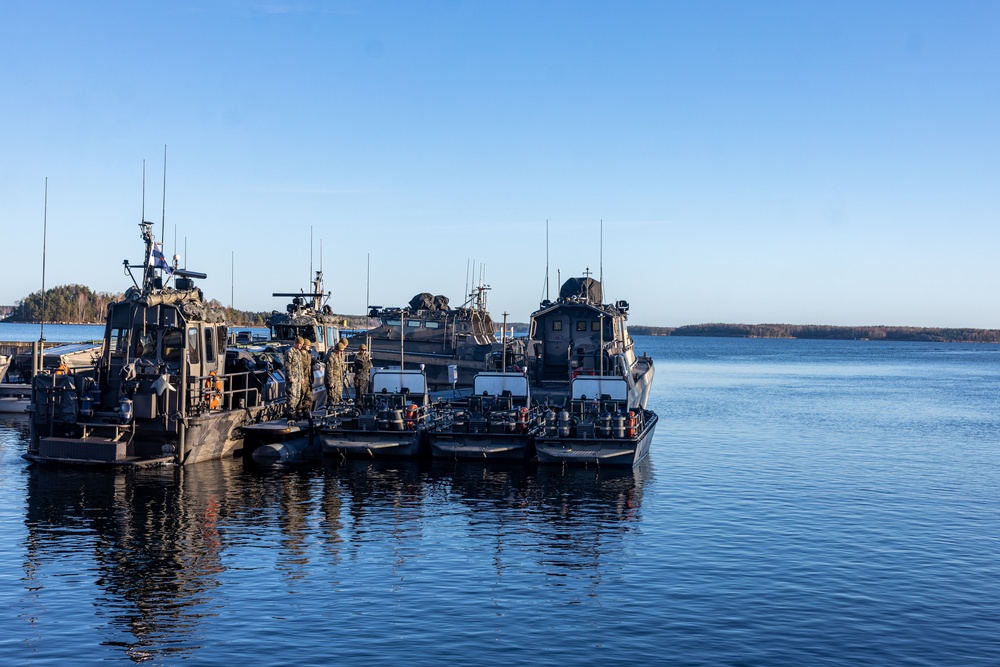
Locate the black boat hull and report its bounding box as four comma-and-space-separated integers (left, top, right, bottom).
427, 431, 532, 461
534, 412, 658, 467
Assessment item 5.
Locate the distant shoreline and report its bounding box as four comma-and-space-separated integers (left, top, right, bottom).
629, 323, 1000, 343
4, 319, 999, 344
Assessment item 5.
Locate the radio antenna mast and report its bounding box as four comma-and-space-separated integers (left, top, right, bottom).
545, 220, 550, 302
40, 177, 48, 345
160, 145, 167, 244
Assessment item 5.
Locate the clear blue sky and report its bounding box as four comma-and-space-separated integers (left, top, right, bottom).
2, 1, 998, 328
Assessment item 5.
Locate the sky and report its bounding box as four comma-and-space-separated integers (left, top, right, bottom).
1, 0, 998, 328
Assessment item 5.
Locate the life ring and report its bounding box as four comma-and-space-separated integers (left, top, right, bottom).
405, 402, 419, 429
55, 364, 68, 375
203, 371, 223, 410
625, 411, 637, 439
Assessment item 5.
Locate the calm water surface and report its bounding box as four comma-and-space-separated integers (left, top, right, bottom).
2, 336, 999, 666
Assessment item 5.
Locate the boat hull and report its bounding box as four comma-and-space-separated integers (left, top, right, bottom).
534, 412, 658, 467
25, 406, 257, 467
319, 428, 424, 458
427, 431, 532, 460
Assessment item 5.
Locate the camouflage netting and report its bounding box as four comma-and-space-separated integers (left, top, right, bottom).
270, 312, 343, 326
179, 300, 228, 323
128, 287, 204, 307
408, 293, 450, 312
559, 277, 603, 304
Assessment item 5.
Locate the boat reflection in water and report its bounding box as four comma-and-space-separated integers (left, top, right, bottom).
22, 462, 233, 663
18, 447, 647, 663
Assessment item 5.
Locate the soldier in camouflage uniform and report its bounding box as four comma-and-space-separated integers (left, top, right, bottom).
324, 339, 347, 405
353, 344, 372, 402
284, 337, 305, 417
298, 338, 315, 415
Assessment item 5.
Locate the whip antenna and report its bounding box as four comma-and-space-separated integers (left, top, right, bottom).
160, 145, 167, 244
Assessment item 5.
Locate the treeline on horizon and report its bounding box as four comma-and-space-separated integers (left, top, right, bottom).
5, 286, 998, 343
629, 323, 1000, 343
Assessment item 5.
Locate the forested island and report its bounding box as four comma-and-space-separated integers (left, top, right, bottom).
1, 284, 369, 330
4, 285, 998, 343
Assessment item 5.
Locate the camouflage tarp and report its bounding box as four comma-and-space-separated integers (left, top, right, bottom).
559, 277, 603, 304
408, 293, 450, 311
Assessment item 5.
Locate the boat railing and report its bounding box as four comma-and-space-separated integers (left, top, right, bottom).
185, 370, 263, 412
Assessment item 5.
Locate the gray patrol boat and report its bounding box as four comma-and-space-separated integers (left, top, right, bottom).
526, 274, 658, 466
25, 222, 294, 466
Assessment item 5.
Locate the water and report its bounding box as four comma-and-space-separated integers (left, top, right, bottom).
0, 322, 105, 343
2, 336, 999, 666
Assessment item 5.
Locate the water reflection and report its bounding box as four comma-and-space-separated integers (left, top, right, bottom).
18, 451, 648, 663
23, 462, 235, 662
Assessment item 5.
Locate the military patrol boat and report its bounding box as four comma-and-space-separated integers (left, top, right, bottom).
24, 222, 290, 467
351, 285, 523, 391
266, 270, 343, 357
260, 270, 343, 409
526, 273, 657, 466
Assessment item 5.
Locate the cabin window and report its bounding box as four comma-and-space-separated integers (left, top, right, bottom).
591, 321, 601, 332
162, 329, 183, 361
326, 327, 335, 346
425, 321, 440, 329
386, 319, 402, 327
187, 327, 200, 363
551, 320, 562, 331
110, 328, 130, 358
407, 320, 421, 329
204, 328, 216, 363
576, 321, 588, 332
218, 327, 227, 355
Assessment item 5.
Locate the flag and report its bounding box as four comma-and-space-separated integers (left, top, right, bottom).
149, 242, 173, 275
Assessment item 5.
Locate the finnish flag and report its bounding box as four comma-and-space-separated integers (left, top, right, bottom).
149, 242, 173, 275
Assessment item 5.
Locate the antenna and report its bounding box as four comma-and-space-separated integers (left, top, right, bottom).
231, 250, 234, 309
40, 177, 48, 345
545, 220, 550, 302
464, 258, 470, 308
599, 219, 603, 292
310, 225, 314, 288
160, 145, 167, 244
366, 252, 371, 310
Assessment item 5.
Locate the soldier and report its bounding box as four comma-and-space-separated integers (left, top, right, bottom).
299, 338, 315, 415
284, 336, 305, 418
324, 339, 347, 405
353, 343, 372, 401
